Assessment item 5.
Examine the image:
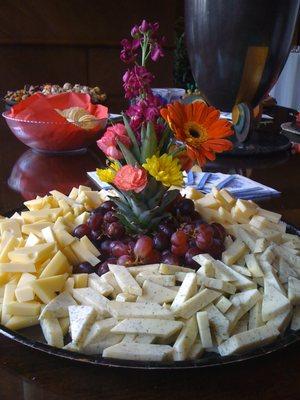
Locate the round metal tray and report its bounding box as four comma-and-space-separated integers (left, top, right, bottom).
1, 212, 299, 369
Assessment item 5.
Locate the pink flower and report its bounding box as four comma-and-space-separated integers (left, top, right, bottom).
97, 123, 131, 160
122, 65, 154, 99
113, 165, 148, 193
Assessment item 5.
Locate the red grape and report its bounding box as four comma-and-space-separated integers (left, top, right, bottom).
171, 243, 188, 256
90, 230, 101, 241
87, 213, 104, 230
158, 223, 175, 238
100, 200, 116, 212
111, 242, 130, 257
100, 240, 112, 255
161, 253, 180, 265
171, 230, 187, 246
103, 211, 118, 223
211, 223, 226, 242
182, 224, 195, 236
74, 262, 95, 274
117, 255, 135, 266
142, 249, 161, 264
195, 230, 214, 251
106, 222, 125, 239
185, 247, 201, 269
134, 236, 153, 259
207, 238, 225, 259
176, 198, 195, 215
73, 224, 91, 239
153, 232, 170, 251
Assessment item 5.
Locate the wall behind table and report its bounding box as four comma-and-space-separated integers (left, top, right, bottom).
0, 0, 182, 112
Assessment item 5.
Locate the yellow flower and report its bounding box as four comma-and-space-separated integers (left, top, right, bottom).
96, 167, 116, 183
109, 161, 121, 172
142, 154, 183, 187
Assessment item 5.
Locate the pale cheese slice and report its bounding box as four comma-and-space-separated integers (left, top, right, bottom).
108, 264, 142, 296
290, 306, 300, 331
103, 342, 173, 362
112, 318, 183, 338
6, 315, 39, 330
69, 305, 96, 345
218, 325, 280, 356
173, 316, 198, 361
83, 317, 118, 346
205, 304, 230, 344
39, 292, 77, 319
88, 273, 113, 296
6, 301, 41, 317
40, 317, 64, 348
115, 293, 137, 302
137, 280, 177, 304
171, 273, 197, 312
288, 276, 300, 305
196, 311, 213, 349
72, 287, 110, 317
174, 289, 221, 319
108, 301, 173, 320
222, 239, 248, 265
135, 272, 175, 287
262, 281, 290, 322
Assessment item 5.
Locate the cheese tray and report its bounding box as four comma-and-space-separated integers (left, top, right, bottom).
0, 186, 300, 369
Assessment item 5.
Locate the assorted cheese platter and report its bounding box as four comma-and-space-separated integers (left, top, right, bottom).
0, 184, 300, 369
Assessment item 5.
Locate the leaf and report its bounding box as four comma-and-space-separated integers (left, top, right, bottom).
122, 113, 141, 161
117, 140, 139, 166
148, 213, 172, 230
158, 126, 172, 155
140, 122, 158, 163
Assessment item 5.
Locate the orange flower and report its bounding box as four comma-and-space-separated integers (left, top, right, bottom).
160, 101, 233, 166
113, 165, 148, 193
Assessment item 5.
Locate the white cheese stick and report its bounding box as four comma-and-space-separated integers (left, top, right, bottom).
112, 318, 183, 338
171, 273, 197, 312
108, 264, 142, 296
83, 318, 118, 346
103, 342, 173, 362
174, 289, 221, 319
218, 325, 280, 356
196, 311, 213, 349
222, 239, 248, 265
245, 254, 264, 278
72, 288, 110, 317
108, 301, 174, 320
215, 296, 232, 314
262, 281, 290, 322
205, 304, 230, 344
137, 280, 177, 304
88, 273, 113, 296
173, 316, 198, 361
115, 293, 137, 302
135, 272, 175, 287
288, 276, 300, 305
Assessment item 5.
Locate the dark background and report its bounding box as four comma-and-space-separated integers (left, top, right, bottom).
0, 0, 184, 113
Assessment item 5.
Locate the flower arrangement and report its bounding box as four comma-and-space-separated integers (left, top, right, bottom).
96, 20, 233, 235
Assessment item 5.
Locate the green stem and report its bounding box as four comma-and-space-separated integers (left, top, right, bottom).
168, 145, 186, 158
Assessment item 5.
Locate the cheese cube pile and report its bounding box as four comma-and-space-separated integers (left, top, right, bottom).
0, 185, 300, 362
0, 185, 108, 331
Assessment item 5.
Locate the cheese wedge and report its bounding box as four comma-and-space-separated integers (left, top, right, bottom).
72, 287, 110, 317
39, 251, 70, 278
39, 292, 77, 319
30, 274, 68, 303
69, 305, 97, 345
83, 318, 118, 346
262, 281, 290, 322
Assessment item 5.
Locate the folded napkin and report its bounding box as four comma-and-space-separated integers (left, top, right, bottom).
88, 171, 280, 201
8, 92, 108, 123
184, 172, 280, 200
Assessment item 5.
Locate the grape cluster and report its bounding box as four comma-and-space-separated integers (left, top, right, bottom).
72, 197, 226, 276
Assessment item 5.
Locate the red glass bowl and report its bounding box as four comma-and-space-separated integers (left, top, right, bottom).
2, 111, 107, 154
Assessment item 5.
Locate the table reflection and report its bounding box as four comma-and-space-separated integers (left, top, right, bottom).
8, 149, 102, 200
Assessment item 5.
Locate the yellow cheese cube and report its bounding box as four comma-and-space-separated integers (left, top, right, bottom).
30, 274, 68, 303
52, 216, 68, 232
74, 212, 90, 226
0, 236, 19, 262
8, 243, 55, 264
58, 199, 72, 214
68, 187, 79, 200
39, 251, 70, 278
24, 197, 51, 211
5, 315, 39, 330
22, 222, 53, 237
74, 273, 89, 288
62, 246, 80, 265
0, 263, 36, 273
54, 229, 75, 247
1, 283, 16, 325
21, 208, 63, 224
0, 219, 22, 238
71, 241, 100, 266
6, 301, 41, 317
196, 194, 220, 209
80, 235, 100, 257
41, 226, 56, 244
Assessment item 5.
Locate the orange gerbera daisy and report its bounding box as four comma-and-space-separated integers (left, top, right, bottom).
160, 101, 233, 166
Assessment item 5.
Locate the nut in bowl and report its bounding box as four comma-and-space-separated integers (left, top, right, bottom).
2, 92, 108, 154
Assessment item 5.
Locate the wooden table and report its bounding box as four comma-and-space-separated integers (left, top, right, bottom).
0, 117, 300, 400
